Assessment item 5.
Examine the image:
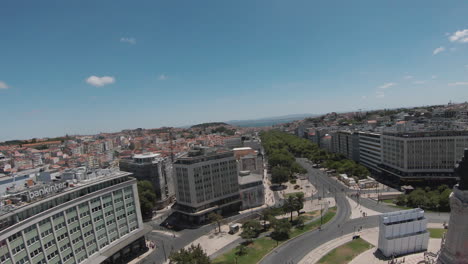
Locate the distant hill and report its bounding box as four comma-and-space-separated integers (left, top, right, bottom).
226, 113, 317, 127
191, 122, 229, 129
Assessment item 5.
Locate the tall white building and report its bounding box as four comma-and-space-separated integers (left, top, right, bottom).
173, 147, 241, 224
379, 131, 468, 185
0, 168, 149, 264
378, 208, 429, 257
358, 132, 382, 173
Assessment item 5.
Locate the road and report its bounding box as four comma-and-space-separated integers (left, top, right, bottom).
259, 159, 450, 264
140, 202, 267, 264
142, 158, 450, 264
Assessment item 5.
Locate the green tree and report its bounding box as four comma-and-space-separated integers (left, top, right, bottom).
296, 215, 306, 229
169, 244, 211, 264
270, 219, 292, 241
235, 244, 247, 256
240, 220, 262, 241
282, 196, 296, 222
208, 213, 223, 233
271, 166, 290, 186
439, 189, 452, 211
137, 181, 157, 219
293, 192, 305, 217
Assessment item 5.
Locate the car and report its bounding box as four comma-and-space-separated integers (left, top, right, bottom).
352, 235, 360, 240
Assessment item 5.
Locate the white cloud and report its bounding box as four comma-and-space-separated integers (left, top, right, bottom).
449, 29, 468, 43
378, 82, 396, 89
85, 76, 115, 87
433, 46, 445, 55
431, 75, 437, 79
120, 37, 136, 45
448, 82, 468, 86
413, 80, 426, 84
0, 81, 9, 89
404, 75, 413, 80
376, 90, 385, 98
158, 74, 168, 80
375, 82, 396, 98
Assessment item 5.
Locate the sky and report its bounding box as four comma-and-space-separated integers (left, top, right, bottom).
1, 0, 468, 141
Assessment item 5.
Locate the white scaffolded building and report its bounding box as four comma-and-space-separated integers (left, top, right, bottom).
378, 208, 429, 257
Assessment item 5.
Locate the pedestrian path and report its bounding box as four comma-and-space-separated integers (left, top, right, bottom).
346, 196, 381, 219
298, 228, 379, 264
128, 241, 156, 264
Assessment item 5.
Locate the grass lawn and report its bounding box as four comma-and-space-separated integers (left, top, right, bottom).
428, 228, 447, 238
318, 238, 373, 264
212, 237, 278, 264
284, 191, 304, 198
213, 207, 337, 264
290, 207, 337, 237
381, 199, 394, 204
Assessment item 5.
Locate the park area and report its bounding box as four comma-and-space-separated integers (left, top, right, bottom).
317, 238, 373, 264
212, 208, 337, 264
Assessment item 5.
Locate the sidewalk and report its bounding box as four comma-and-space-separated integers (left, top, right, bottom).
186, 223, 242, 257
276, 197, 335, 220
298, 228, 378, 264
346, 196, 381, 219
128, 245, 156, 264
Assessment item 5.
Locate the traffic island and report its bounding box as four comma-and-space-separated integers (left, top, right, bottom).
212, 208, 337, 264
317, 238, 373, 264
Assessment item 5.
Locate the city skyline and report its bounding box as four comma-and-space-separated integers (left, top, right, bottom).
1, 0, 468, 140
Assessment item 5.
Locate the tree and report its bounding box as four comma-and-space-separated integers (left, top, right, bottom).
261, 207, 281, 230
236, 244, 247, 256
296, 215, 306, 229
282, 193, 304, 222
293, 193, 305, 217
270, 219, 292, 241
169, 244, 211, 264
283, 196, 296, 222
439, 189, 452, 211
240, 220, 262, 241
208, 213, 223, 233
129, 142, 136, 150
137, 181, 157, 219
271, 166, 289, 186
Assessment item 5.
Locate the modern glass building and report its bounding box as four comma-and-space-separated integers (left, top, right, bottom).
0, 168, 149, 264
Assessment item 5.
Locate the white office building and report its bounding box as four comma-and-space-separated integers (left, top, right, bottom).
358, 132, 382, 173
173, 147, 241, 224
0, 168, 149, 264
378, 209, 429, 257
379, 131, 468, 184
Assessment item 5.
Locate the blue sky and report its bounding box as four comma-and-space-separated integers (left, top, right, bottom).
1, 0, 468, 141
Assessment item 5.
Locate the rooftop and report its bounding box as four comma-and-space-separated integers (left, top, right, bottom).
0, 168, 132, 219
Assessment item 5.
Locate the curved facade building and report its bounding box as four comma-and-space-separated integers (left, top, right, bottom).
0, 169, 149, 264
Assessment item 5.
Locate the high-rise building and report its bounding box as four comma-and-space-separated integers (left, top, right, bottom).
119, 153, 174, 209
172, 147, 241, 224
358, 131, 382, 173
0, 168, 149, 264
331, 131, 360, 162
379, 131, 468, 185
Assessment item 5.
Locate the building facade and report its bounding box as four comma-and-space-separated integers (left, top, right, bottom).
238, 172, 264, 210
331, 131, 360, 162
378, 209, 429, 257
119, 153, 174, 209
173, 147, 241, 224
358, 132, 382, 173
0, 169, 148, 264
379, 131, 468, 185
